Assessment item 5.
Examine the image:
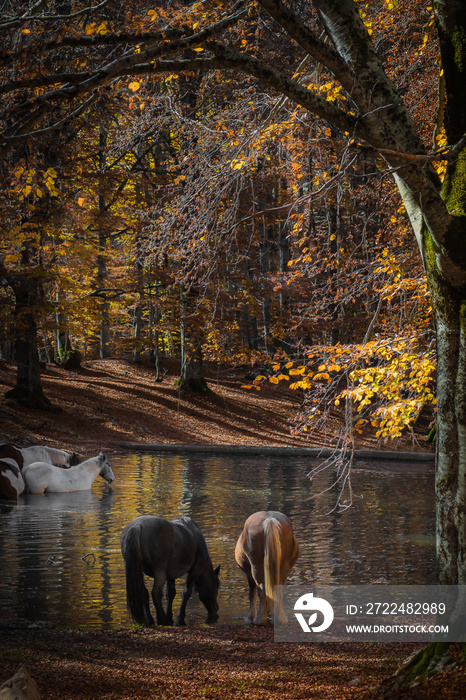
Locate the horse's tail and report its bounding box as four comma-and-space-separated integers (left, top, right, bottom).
122, 525, 152, 626
263, 517, 283, 614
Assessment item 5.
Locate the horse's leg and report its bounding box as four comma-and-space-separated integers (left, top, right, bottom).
254, 584, 269, 626
151, 576, 171, 626
143, 586, 155, 626
246, 575, 258, 624
248, 560, 268, 625
175, 572, 194, 626
165, 578, 176, 626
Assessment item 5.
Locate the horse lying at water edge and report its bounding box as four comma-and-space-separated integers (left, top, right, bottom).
22, 451, 114, 493
235, 510, 299, 625
0, 442, 81, 470
121, 515, 220, 626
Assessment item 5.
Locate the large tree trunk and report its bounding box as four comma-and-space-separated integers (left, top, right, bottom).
5, 274, 53, 410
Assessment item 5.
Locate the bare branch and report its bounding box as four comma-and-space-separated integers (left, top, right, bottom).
0, 0, 112, 30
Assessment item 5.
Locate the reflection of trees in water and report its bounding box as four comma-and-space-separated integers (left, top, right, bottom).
0, 454, 435, 628
95, 491, 116, 626
317, 469, 436, 586
180, 455, 208, 516
10, 492, 99, 623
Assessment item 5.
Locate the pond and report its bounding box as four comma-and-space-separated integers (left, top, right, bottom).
0, 451, 435, 629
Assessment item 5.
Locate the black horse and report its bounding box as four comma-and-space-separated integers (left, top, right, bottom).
120, 515, 220, 626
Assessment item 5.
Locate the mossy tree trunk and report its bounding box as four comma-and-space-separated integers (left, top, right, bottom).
432, 2, 466, 590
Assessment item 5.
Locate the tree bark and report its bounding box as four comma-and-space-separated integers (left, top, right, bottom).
4, 272, 54, 410
178, 288, 210, 393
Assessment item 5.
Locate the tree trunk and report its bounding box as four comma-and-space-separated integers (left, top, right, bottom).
97, 124, 111, 359
178, 287, 209, 393
5, 275, 53, 410
178, 343, 210, 393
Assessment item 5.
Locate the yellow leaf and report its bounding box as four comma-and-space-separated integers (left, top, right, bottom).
78, 197, 85, 207
230, 160, 245, 170
318, 364, 326, 371
241, 385, 253, 389
269, 376, 279, 384
128, 81, 140, 92
285, 361, 293, 369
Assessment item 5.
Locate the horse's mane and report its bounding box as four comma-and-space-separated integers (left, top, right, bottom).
175, 516, 212, 563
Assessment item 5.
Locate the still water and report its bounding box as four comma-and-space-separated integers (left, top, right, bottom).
0, 452, 435, 629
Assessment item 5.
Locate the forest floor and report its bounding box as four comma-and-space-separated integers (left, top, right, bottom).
2, 357, 458, 700
0, 356, 434, 455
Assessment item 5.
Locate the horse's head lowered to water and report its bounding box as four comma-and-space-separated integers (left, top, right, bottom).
195, 561, 221, 623
97, 451, 115, 484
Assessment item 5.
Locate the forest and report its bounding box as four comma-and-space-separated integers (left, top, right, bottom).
2, 0, 466, 685
0, 0, 438, 443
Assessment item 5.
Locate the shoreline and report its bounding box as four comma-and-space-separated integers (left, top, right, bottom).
118, 442, 436, 460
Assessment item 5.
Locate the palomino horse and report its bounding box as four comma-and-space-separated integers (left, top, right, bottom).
235, 510, 299, 625
121, 515, 220, 627
0, 442, 81, 470
0, 458, 25, 500
22, 451, 114, 493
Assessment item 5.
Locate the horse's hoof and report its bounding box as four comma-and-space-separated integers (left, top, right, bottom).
252, 617, 269, 626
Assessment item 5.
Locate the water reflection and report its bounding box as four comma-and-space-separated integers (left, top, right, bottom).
0, 452, 435, 628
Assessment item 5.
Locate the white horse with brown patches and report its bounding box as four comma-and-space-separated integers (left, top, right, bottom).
0, 458, 25, 500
